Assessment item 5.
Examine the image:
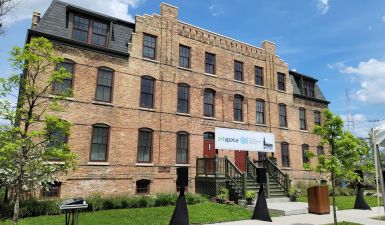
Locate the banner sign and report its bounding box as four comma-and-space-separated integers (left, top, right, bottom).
215, 127, 275, 152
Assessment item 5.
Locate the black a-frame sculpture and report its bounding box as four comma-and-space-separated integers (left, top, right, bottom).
353, 170, 371, 210
252, 168, 272, 222
169, 167, 189, 225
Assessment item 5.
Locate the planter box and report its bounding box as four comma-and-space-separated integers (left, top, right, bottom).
307, 186, 330, 214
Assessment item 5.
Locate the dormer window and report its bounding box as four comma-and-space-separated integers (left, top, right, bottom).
302, 79, 315, 98
72, 15, 108, 47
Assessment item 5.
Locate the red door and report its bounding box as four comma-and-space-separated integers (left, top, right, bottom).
203, 140, 216, 174
235, 150, 248, 173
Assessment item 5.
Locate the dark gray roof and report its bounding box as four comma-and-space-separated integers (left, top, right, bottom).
289, 71, 329, 104
31, 0, 134, 57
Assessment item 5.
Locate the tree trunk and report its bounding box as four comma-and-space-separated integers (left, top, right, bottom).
12, 188, 20, 225
331, 172, 337, 225
3, 187, 9, 203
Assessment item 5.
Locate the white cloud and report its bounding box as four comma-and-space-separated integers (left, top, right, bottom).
317, 0, 330, 14
209, 4, 223, 17
3, 0, 143, 27
368, 26, 372, 30
382, 15, 385, 22
338, 59, 385, 105
340, 113, 377, 138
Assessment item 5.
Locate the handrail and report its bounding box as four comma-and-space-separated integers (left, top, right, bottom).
225, 157, 245, 197
247, 159, 258, 183
264, 158, 290, 193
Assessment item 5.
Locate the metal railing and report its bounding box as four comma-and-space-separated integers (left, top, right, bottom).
264, 158, 290, 193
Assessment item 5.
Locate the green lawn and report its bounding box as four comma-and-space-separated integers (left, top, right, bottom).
298, 195, 383, 210
0, 202, 262, 225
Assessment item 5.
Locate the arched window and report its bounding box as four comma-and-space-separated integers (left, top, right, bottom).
299, 108, 307, 130
204, 89, 215, 117
52, 59, 75, 96
281, 142, 289, 167
203, 132, 215, 140
302, 144, 310, 164
137, 128, 153, 163
177, 83, 189, 113
256, 99, 265, 124
176, 132, 189, 164
140, 76, 155, 108
233, 95, 243, 121
90, 124, 110, 162
279, 103, 287, 127
136, 179, 150, 194
95, 67, 114, 103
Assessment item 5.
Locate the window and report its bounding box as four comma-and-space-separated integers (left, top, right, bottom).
204, 89, 215, 117
279, 104, 287, 127
278, 72, 286, 91
302, 79, 315, 98
314, 111, 321, 126
41, 182, 61, 198
136, 179, 150, 194
140, 76, 155, 108
72, 15, 108, 47
256, 99, 265, 124
299, 108, 307, 130
143, 34, 157, 59
177, 84, 189, 113
90, 124, 109, 161
205, 52, 216, 74
233, 95, 243, 121
258, 152, 267, 161
302, 144, 310, 164
281, 142, 289, 167
179, 45, 190, 68
47, 127, 68, 148
137, 128, 153, 163
255, 66, 263, 86
95, 68, 113, 102
52, 61, 74, 96
176, 132, 189, 164
317, 146, 324, 155
234, 61, 243, 81
203, 132, 215, 140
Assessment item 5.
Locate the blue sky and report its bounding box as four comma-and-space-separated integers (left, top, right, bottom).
1, 0, 385, 137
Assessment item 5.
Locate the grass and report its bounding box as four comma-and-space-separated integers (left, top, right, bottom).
325, 222, 363, 225
298, 195, 383, 210
0, 202, 269, 225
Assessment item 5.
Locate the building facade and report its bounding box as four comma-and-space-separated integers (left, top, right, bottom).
28, 0, 329, 198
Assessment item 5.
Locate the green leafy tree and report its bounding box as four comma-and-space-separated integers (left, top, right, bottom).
0, 37, 76, 225
304, 109, 373, 225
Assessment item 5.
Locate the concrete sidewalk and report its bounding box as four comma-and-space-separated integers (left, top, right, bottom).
207, 207, 385, 225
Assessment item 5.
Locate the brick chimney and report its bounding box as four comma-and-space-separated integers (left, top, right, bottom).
160, 3, 178, 20
31, 11, 41, 29
262, 40, 276, 55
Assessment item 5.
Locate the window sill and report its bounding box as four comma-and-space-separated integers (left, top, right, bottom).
175, 164, 191, 167
234, 80, 245, 84
48, 95, 76, 101
256, 123, 267, 127
299, 129, 309, 133
87, 162, 110, 166
92, 101, 114, 107
255, 84, 265, 89
233, 121, 245, 124
139, 107, 156, 112
281, 167, 292, 170
279, 127, 289, 130
176, 112, 191, 117
178, 67, 192, 72
142, 57, 159, 64
203, 116, 216, 120
135, 163, 154, 167
204, 73, 217, 77
277, 90, 286, 93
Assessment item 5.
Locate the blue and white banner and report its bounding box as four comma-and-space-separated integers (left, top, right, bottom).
215, 127, 275, 152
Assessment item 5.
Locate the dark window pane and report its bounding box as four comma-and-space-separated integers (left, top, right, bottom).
302, 79, 315, 98
203, 132, 215, 140
90, 126, 109, 161
73, 16, 89, 43
205, 52, 216, 74
278, 73, 286, 91
41, 182, 61, 198
317, 146, 324, 155
234, 61, 243, 81
136, 180, 150, 194
299, 108, 306, 130
91, 21, 108, 46
177, 84, 189, 113
255, 66, 263, 86
279, 104, 287, 127
143, 34, 156, 59
95, 69, 113, 102
256, 100, 265, 124
302, 144, 310, 164
53, 62, 74, 96
281, 142, 289, 167
137, 129, 153, 162
140, 77, 154, 108
176, 132, 189, 164
204, 89, 215, 117
179, 45, 190, 68
233, 95, 243, 121
314, 111, 321, 125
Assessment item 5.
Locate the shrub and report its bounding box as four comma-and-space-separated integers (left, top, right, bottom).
86, 194, 103, 211
216, 187, 229, 203
245, 191, 256, 205
154, 193, 177, 206
185, 193, 207, 205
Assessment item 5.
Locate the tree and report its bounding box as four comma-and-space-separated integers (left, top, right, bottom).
0, 37, 76, 225
0, 0, 20, 35
305, 109, 373, 225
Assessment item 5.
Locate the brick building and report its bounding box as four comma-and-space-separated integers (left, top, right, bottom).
27, 0, 329, 198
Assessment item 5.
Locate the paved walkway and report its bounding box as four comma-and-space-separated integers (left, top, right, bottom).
208, 207, 385, 225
